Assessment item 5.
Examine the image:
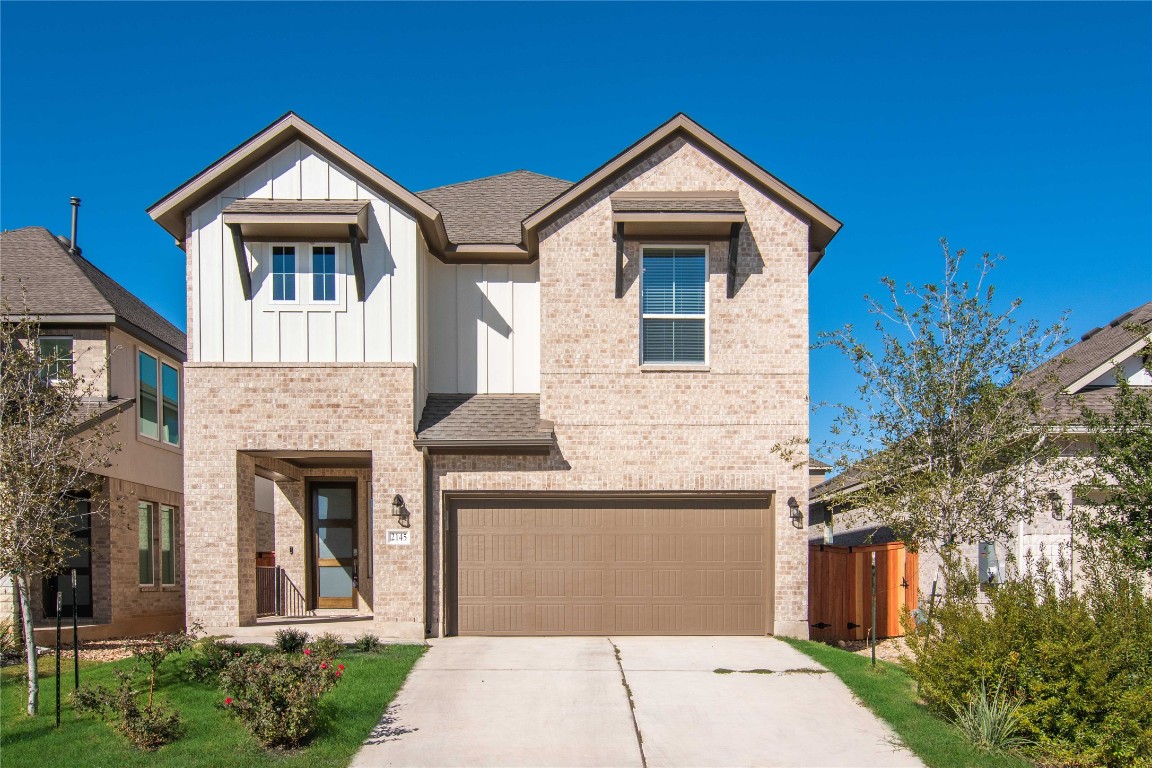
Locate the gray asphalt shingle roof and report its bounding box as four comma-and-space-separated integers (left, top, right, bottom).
416, 394, 554, 447
610, 195, 745, 214
418, 171, 572, 245
0, 226, 186, 357
222, 199, 369, 215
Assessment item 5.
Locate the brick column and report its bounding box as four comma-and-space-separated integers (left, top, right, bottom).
369, 449, 426, 640
235, 453, 257, 625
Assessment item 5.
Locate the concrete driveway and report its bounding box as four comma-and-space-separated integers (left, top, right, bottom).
351, 636, 922, 768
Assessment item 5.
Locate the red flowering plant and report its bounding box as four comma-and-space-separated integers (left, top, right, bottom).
217, 650, 344, 748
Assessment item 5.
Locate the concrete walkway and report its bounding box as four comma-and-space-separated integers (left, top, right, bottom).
351, 636, 923, 768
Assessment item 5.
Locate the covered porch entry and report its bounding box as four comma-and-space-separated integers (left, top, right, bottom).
245, 450, 376, 625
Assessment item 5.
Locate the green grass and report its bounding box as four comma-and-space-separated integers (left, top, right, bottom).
780, 637, 1033, 768
0, 644, 425, 768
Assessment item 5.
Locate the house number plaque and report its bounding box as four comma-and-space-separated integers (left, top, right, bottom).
386, 529, 411, 545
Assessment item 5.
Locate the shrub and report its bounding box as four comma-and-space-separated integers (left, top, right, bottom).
132, 624, 200, 706
352, 632, 383, 654
0, 620, 22, 663
308, 632, 345, 660
185, 638, 250, 682
72, 670, 183, 751
274, 627, 309, 654
904, 548, 1152, 767
218, 649, 345, 748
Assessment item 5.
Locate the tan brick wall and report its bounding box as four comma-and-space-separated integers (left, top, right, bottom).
430, 138, 812, 638
21, 477, 184, 637
181, 363, 424, 638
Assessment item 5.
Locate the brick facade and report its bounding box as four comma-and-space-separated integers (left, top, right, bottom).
181, 363, 425, 639
177, 130, 817, 640
429, 138, 813, 637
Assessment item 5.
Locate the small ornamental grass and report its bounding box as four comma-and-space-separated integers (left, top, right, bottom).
947, 677, 1029, 753
218, 649, 345, 748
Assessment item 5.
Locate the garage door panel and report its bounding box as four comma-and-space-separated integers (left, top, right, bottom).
451, 496, 771, 635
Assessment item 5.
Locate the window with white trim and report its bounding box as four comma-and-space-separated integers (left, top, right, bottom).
160, 505, 176, 585
138, 351, 180, 446
312, 246, 337, 302
272, 246, 297, 302
38, 336, 74, 382
640, 246, 708, 364
138, 502, 154, 585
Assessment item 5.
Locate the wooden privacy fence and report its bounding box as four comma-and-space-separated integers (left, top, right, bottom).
808, 541, 918, 643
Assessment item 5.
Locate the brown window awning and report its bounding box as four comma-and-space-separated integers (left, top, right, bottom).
221, 199, 371, 241
220, 199, 371, 301
610, 192, 747, 298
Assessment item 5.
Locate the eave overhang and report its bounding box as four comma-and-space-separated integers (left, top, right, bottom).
521, 113, 842, 271
147, 112, 449, 255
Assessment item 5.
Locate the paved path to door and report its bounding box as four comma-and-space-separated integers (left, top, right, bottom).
351, 636, 923, 768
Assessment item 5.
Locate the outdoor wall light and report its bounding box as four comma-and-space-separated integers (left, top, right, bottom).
787, 496, 804, 529
391, 494, 411, 528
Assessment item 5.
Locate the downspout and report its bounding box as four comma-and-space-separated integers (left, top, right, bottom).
422, 447, 433, 637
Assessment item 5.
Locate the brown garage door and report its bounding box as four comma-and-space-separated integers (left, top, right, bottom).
447, 496, 772, 635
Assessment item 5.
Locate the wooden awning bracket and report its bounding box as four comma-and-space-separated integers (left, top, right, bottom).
614, 222, 625, 299
226, 223, 253, 300
349, 224, 366, 301
726, 221, 743, 299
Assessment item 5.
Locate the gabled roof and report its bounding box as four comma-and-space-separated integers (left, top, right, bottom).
0, 226, 186, 358
147, 112, 449, 253
151, 112, 841, 265
419, 171, 572, 245
522, 113, 842, 264
1033, 300, 1152, 395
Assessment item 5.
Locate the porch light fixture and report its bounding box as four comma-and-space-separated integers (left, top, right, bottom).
391, 494, 411, 528
787, 496, 803, 529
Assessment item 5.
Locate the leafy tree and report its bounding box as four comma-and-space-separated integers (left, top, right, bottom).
1078, 342, 1152, 572
815, 240, 1071, 556
1, 295, 119, 715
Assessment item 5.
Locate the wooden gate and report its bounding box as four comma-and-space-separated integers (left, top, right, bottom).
808, 542, 918, 643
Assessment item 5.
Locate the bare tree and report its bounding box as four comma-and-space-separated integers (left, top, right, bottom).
814, 241, 1072, 557
1, 293, 119, 715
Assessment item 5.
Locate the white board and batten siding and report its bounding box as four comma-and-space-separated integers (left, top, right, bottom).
188, 140, 419, 365
426, 258, 540, 394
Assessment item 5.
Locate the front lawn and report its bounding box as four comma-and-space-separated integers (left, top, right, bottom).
0, 644, 424, 768
780, 637, 1033, 768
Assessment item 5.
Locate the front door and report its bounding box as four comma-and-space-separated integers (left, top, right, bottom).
311, 483, 357, 609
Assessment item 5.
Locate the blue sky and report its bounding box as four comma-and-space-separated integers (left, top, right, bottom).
2, 2, 1149, 451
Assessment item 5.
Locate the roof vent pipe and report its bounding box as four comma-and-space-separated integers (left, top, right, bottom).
69, 196, 81, 255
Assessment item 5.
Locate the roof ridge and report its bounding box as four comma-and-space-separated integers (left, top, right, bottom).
65, 242, 187, 343
418, 169, 571, 195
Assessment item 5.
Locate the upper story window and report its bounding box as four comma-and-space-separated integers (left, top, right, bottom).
138, 351, 180, 447
38, 336, 74, 382
272, 246, 297, 302
640, 246, 708, 365
312, 246, 337, 302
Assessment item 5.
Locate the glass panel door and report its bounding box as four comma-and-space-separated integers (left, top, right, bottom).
311, 484, 356, 609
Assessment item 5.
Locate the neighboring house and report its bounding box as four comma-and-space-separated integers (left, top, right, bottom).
147, 112, 841, 639
0, 224, 187, 640
811, 299, 1152, 600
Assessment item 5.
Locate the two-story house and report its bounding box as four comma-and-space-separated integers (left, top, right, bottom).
148, 112, 841, 640
0, 223, 187, 641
